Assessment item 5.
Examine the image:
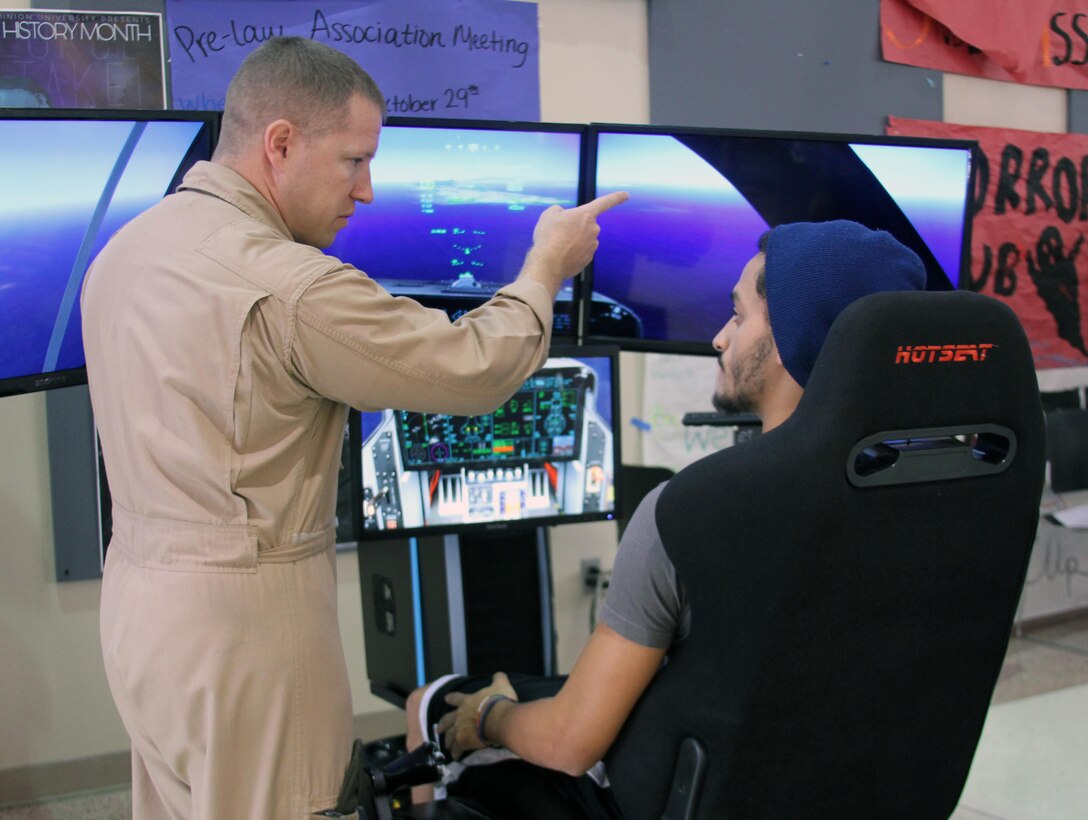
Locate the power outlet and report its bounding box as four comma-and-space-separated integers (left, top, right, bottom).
581, 557, 602, 593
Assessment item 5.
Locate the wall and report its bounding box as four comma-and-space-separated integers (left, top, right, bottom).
0, 0, 650, 773
647, 0, 942, 133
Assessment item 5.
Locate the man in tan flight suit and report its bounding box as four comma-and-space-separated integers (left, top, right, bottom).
80, 36, 626, 819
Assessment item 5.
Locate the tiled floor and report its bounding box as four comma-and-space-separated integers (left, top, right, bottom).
3, 613, 1086, 819
0, 788, 131, 820
951, 611, 1088, 820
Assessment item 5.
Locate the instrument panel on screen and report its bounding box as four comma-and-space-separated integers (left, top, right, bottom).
397, 366, 586, 469
357, 350, 618, 537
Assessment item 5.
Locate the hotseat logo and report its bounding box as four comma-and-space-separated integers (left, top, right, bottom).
895, 343, 996, 364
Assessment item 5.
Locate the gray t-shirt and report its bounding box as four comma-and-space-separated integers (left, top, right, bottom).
599, 483, 691, 649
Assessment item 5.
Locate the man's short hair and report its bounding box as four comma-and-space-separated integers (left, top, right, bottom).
216, 37, 385, 158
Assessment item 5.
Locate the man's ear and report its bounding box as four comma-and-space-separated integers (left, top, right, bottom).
264, 119, 295, 168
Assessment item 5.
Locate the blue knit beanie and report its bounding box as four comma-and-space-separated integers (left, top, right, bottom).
764, 220, 927, 388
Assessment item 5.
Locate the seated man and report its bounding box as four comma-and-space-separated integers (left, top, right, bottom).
406, 220, 928, 819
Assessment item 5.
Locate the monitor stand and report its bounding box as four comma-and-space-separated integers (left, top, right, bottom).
357, 526, 556, 708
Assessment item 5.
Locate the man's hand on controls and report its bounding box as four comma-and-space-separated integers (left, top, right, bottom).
435, 671, 519, 761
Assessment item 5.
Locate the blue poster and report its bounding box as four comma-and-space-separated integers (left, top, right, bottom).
0, 10, 166, 109
166, 0, 540, 120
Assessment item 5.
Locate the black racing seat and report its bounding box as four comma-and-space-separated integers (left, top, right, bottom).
604, 289, 1046, 819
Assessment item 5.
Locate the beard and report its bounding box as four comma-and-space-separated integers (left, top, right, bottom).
712, 389, 749, 414
712, 332, 774, 414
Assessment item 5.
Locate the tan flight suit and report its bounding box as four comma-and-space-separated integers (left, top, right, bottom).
80, 161, 553, 819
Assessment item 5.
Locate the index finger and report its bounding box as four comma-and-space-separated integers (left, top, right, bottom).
578, 190, 629, 217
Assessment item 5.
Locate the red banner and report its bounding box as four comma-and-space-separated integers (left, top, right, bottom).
881, 0, 1088, 91
888, 116, 1088, 369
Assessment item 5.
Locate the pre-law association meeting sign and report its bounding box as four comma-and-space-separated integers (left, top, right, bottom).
881, 0, 1088, 90
166, 0, 539, 120
889, 116, 1088, 370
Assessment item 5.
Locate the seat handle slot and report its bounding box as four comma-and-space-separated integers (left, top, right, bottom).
848, 425, 1016, 487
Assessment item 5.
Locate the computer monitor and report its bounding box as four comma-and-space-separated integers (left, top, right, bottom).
325, 117, 587, 337
584, 124, 975, 353
0, 108, 217, 397
354, 344, 620, 538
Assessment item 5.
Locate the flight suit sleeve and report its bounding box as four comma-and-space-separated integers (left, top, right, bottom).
288, 265, 555, 415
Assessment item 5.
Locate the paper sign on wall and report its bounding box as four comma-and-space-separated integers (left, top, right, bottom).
639, 353, 733, 473
889, 115, 1088, 370
881, 0, 1088, 91
166, 0, 540, 120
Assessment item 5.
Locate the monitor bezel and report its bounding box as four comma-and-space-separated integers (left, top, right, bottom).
0, 107, 219, 398
350, 342, 622, 542
582, 121, 978, 356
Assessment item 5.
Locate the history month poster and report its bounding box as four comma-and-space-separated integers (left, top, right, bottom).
0, 9, 166, 109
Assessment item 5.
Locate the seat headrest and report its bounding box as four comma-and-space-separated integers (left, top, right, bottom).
798, 289, 1038, 430
791, 289, 1042, 488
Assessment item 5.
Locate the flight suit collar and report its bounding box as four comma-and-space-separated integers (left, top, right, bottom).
178, 160, 294, 241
